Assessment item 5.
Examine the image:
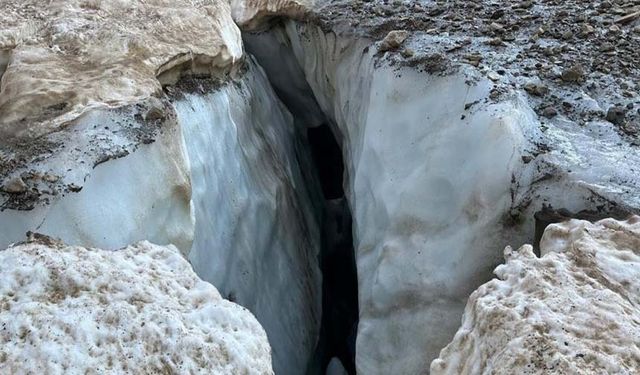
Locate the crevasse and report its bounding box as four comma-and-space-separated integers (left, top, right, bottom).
244, 20, 639, 374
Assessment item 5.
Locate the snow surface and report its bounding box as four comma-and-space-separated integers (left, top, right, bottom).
0, 0, 242, 142
0, 238, 273, 374
432, 216, 640, 374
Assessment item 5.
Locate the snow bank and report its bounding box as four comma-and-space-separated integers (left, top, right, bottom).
0, 237, 273, 374
230, 0, 311, 30
431, 216, 640, 374
0, 0, 242, 142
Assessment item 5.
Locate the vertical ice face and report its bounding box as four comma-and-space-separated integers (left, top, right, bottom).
0, 105, 195, 253
174, 60, 322, 375
0, 58, 322, 374
431, 217, 640, 374
243, 20, 640, 374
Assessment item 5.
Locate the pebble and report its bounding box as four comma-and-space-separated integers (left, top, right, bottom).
542, 106, 558, 118
379, 30, 409, 52
606, 106, 627, 126
2, 177, 28, 194
561, 65, 585, 83
524, 82, 549, 96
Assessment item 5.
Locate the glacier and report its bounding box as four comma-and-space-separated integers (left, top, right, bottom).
243, 20, 640, 374
2, 0, 640, 374
0, 58, 322, 374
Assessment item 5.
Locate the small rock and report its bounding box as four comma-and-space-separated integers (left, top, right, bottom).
401, 48, 415, 58
542, 106, 558, 118
43, 174, 59, 183
490, 9, 505, 19
561, 65, 585, 83
561, 31, 574, 40
143, 97, 166, 121
599, 43, 615, 52
523, 82, 549, 96
606, 106, 627, 126
487, 71, 501, 82
579, 24, 595, 37
2, 177, 28, 194
379, 30, 409, 52
68, 183, 83, 193
489, 22, 505, 33
486, 37, 504, 46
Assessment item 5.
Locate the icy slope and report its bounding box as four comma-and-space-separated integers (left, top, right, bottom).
0, 236, 273, 374
431, 217, 640, 374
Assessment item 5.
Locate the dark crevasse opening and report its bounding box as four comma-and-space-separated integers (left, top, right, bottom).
306, 124, 358, 375
307, 124, 345, 200
242, 29, 359, 372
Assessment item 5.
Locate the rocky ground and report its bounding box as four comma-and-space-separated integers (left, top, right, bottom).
308, 0, 640, 141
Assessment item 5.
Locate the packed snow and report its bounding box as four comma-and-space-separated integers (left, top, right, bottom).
0, 237, 273, 374
230, 0, 310, 29
0, 0, 242, 142
432, 216, 640, 374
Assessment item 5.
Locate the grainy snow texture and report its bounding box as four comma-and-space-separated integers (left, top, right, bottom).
0, 0, 242, 142
0, 238, 273, 374
431, 217, 640, 374
230, 0, 311, 29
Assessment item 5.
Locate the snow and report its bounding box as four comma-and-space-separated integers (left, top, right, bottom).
0, 238, 273, 374
230, 0, 310, 29
0, 0, 242, 142
431, 216, 640, 374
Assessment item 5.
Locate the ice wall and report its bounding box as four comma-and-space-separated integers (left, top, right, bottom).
0, 106, 194, 253
0, 58, 322, 374
245, 21, 640, 374
175, 59, 321, 374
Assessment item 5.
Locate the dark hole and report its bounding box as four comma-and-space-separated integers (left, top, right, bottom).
307, 124, 358, 375
307, 124, 345, 200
